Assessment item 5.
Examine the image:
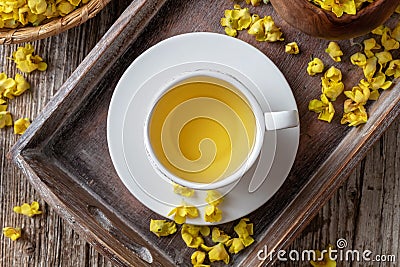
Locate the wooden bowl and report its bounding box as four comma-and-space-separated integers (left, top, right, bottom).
270, 0, 400, 40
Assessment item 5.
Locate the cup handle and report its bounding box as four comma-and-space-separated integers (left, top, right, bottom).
264, 110, 299, 131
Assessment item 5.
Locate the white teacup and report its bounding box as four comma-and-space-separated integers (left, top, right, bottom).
144, 69, 298, 190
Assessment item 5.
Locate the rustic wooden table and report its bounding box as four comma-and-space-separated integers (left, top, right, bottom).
1, 1, 399, 266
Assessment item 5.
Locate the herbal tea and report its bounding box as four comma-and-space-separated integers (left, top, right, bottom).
148, 79, 256, 183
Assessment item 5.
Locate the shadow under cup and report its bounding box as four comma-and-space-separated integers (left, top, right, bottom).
144, 70, 266, 190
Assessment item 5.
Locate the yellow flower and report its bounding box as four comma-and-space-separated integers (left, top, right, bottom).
0, 100, 6, 112
0, 72, 17, 100
375, 51, 392, 67
2, 227, 22, 241
318, 0, 356, 17
204, 205, 222, 223
385, 59, 400, 78
180, 224, 209, 248
248, 16, 284, 42
173, 183, 194, 197
11, 44, 47, 73
308, 94, 335, 123
367, 72, 392, 91
233, 218, 254, 247
0, 111, 13, 128
27, 0, 47, 14
220, 5, 252, 37
285, 42, 300, 55
341, 104, 368, 126
191, 251, 207, 266
307, 58, 324, 76
168, 204, 199, 224
325, 41, 343, 62
310, 244, 337, 267
363, 56, 377, 80
226, 238, 245, 254
14, 74, 31, 96
363, 38, 381, 58
350, 52, 367, 67
245, 0, 262, 6
371, 25, 388, 36
381, 28, 399, 51
205, 190, 223, 206
13, 118, 31, 135
13, 201, 42, 217
211, 227, 231, 244
149, 219, 177, 237
391, 21, 400, 42
321, 66, 344, 101
344, 83, 370, 105
208, 243, 230, 264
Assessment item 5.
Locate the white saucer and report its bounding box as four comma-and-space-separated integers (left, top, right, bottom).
107, 32, 299, 225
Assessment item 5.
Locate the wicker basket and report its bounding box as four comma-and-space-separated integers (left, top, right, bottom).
0, 0, 111, 44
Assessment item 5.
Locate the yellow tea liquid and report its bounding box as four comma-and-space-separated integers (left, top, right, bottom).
148, 79, 256, 183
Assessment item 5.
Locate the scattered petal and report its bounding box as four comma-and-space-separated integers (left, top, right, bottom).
208, 243, 230, 264
2, 227, 22, 241
149, 219, 177, 237
325, 41, 343, 62
173, 183, 195, 197
168, 204, 199, 224
285, 42, 300, 55
13, 118, 31, 135
307, 58, 324, 76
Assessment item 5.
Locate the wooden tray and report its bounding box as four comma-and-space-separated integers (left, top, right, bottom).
10, 0, 400, 266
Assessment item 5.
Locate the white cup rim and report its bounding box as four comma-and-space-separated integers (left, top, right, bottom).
143, 69, 265, 190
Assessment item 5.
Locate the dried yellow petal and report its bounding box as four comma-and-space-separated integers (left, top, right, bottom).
341, 104, 368, 126
191, 251, 206, 265
204, 205, 223, 223
363, 38, 381, 58
310, 244, 337, 267
168, 204, 199, 224
0, 111, 13, 128
307, 58, 324, 76
226, 238, 245, 254
344, 83, 370, 105
2, 227, 22, 241
220, 5, 252, 37
14, 74, 30, 96
363, 56, 377, 80
381, 28, 399, 51
13, 118, 30, 135
248, 16, 284, 42
149, 219, 177, 237
245, 0, 262, 6
205, 190, 223, 206
375, 51, 392, 67
325, 41, 343, 62
233, 218, 254, 247
208, 243, 230, 264
321, 66, 344, 101
11, 44, 47, 73
385, 59, 400, 78
350, 52, 367, 67
309, 94, 335, 123
13, 201, 41, 216
285, 42, 300, 55
181, 224, 204, 248
211, 227, 230, 243
173, 183, 195, 197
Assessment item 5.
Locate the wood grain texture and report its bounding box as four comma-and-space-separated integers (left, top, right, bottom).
270, 0, 400, 40
1, 0, 399, 266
